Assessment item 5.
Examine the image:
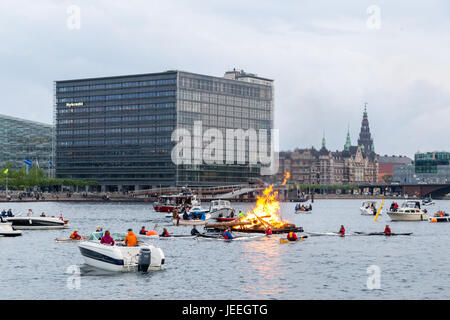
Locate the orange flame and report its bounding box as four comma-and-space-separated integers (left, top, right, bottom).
237, 185, 289, 230
282, 172, 290, 185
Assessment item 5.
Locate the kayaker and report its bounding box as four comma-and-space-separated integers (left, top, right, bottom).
265, 227, 272, 236
383, 225, 392, 235
139, 226, 148, 235
100, 230, 115, 246
70, 229, 82, 240
191, 225, 200, 236
223, 228, 233, 240
160, 228, 170, 237
287, 232, 298, 241
124, 228, 138, 247
338, 225, 345, 235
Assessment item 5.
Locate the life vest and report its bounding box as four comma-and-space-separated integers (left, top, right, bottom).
266, 228, 272, 235
287, 232, 297, 240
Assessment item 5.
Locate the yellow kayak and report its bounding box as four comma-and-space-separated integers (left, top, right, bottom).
280, 235, 307, 244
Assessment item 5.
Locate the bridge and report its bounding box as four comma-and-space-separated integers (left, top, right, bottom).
354, 183, 450, 198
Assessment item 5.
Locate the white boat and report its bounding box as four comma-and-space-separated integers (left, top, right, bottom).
422, 198, 435, 206
386, 200, 429, 221
360, 201, 381, 216
6, 216, 68, 229
173, 218, 208, 226
208, 200, 234, 219
0, 218, 22, 237
78, 232, 165, 272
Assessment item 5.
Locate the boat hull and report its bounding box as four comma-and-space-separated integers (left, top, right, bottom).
387, 212, 429, 221
173, 219, 207, 226
6, 217, 67, 229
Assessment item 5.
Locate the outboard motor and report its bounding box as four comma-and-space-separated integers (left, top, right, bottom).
138, 247, 151, 272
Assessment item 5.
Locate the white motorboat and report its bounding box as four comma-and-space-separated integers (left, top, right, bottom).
360, 201, 381, 216
78, 232, 165, 272
0, 218, 22, 237
386, 200, 429, 221
208, 200, 234, 219
422, 198, 435, 206
6, 216, 68, 229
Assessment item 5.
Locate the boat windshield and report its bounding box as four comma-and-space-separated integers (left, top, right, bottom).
87, 232, 126, 241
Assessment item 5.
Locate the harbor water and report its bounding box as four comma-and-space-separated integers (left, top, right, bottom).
1, 199, 449, 299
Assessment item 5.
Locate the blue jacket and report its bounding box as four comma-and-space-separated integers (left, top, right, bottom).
223, 231, 233, 239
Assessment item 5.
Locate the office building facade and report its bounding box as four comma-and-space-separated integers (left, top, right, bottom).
55, 70, 274, 191
394, 151, 450, 184
0, 114, 53, 173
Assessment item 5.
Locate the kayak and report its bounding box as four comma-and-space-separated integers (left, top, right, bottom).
354, 232, 413, 236
139, 234, 197, 240
197, 234, 265, 241
280, 235, 308, 243
55, 236, 87, 243
306, 232, 346, 237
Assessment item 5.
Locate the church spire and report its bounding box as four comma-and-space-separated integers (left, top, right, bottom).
321, 131, 326, 149
357, 103, 374, 155
344, 125, 351, 151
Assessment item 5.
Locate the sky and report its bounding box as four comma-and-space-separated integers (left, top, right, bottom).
0, 0, 449, 158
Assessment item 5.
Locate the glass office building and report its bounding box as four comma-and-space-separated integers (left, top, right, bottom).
55, 69, 274, 191
393, 151, 450, 184
0, 114, 53, 174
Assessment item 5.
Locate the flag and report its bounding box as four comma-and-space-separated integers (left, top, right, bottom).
3, 169, 8, 174
24, 158, 32, 166
49, 160, 53, 168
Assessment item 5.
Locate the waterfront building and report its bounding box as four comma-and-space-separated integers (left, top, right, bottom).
394, 151, 450, 184
55, 69, 274, 191
0, 114, 53, 174
378, 155, 412, 182
277, 107, 378, 185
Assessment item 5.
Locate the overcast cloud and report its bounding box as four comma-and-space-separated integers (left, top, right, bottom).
0, 0, 449, 158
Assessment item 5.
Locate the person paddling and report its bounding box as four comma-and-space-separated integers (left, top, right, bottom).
223, 228, 233, 240
191, 225, 200, 236
265, 227, 272, 236
160, 228, 170, 237
383, 224, 392, 235
287, 232, 298, 241
139, 226, 148, 235
100, 230, 115, 246
70, 229, 82, 240
338, 225, 345, 236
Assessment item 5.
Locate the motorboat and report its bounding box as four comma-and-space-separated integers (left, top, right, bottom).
6, 215, 68, 229
422, 198, 435, 206
78, 232, 165, 272
295, 203, 312, 213
429, 211, 450, 223
386, 200, 429, 221
208, 200, 234, 219
153, 192, 195, 212
360, 201, 380, 216
0, 218, 22, 237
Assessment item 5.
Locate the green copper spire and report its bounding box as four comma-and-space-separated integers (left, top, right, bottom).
322, 131, 326, 149
371, 142, 375, 152
344, 125, 351, 151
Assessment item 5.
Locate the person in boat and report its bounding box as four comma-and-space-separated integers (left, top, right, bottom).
191, 225, 200, 236
223, 228, 233, 240
7, 209, 13, 217
338, 225, 345, 235
393, 202, 399, 212
59, 213, 64, 221
139, 226, 148, 235
160, 228, 170, 237
27, 209, 33, 216
124, 228, 138, 247
183, 210, 190, 220
265, 227, 272, 236
238, 210, 245, 218
100, 230, 115, 246
95, 226, 103, 237
383, 224, 392, 235
70, 229, 82, 240
228, 210, 235, 219
287, 232, 298, 241
1, 209, 6, 217
40, 212, 46, 217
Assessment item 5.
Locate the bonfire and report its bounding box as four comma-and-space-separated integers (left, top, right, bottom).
205, 172, 303, 234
